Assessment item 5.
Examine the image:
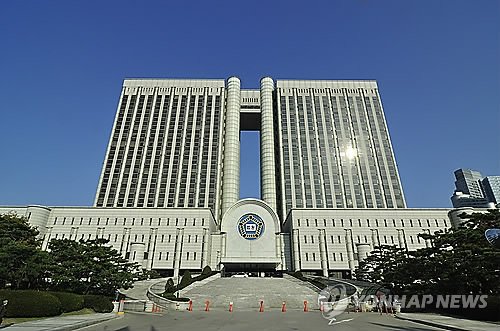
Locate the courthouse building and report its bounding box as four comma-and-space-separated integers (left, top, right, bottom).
0, 77, 459, 278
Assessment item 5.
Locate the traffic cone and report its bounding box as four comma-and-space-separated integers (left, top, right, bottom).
229, 301, 233, 312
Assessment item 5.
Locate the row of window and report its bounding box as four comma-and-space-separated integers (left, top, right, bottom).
53, 217, 207, 227
295, 218, 447, 228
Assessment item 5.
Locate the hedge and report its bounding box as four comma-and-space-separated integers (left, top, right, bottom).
83, 295, 114, 313
48, 291, 84, 313
0, 290, 62, 317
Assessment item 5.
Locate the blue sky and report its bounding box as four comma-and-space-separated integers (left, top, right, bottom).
0, 0, 498, 208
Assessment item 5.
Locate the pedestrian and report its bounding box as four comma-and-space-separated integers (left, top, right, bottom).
0, 300, 8, 326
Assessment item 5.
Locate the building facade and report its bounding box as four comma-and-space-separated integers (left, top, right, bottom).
451, 168, 499, 208
1, 77, 459, 278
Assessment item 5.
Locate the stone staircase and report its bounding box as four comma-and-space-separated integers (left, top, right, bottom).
182, 275, 319, 310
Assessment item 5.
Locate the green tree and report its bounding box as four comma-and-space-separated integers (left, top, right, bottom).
0, 213, 51, 289
354, 244, 407, 285
355, 210, 500, 296
49, 238, 138, 296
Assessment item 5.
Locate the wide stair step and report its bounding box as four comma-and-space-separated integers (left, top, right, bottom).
182, 276, 319, 310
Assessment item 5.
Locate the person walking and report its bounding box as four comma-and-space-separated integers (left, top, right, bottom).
0, 300, 8, 326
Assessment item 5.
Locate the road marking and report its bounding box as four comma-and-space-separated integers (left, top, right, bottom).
328, 318, 353, 325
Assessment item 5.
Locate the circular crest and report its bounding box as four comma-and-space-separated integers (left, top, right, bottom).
237, 213, 265, 240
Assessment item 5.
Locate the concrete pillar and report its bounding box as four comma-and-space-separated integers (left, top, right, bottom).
260, 77, 277, 212
356, 243, 371, 262
275, 233, 281, 269
221, 77, 241, 217
371, 229, 379, 250
42, 227, 53, 250
201, 228, 209, 268
146, 228, 158, 270
280, 234, 286, 271
129, 242, 146, 267
397, 229, 406, 250
173, 228, 184, 279
345, 229, 355, 272
292, 229, 301, 271
318, 229, 328, 277
220, 232, 227, 258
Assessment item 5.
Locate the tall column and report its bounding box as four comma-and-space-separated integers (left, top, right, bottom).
318, 229, 328, 277
345, 229, 355, 272
260, 77, 277, 212
201, 228, 209, 268
371, 229, 379, 250
292, 229, 301, 271
221, 77, 241, 217
397, 229, 406, 250
173, 228, 184, 279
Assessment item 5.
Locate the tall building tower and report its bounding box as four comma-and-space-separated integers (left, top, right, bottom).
482, 176, 500, 205
275, 80, 406, 220
95, 77, 407, 223
453, 169, 484, 198
94, 79, 227, 220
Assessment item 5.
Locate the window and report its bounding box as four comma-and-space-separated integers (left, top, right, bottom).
340, 252, 343, 261
159, 252, 162, 260
304, 235, 307, 243
305, 253, 309, 261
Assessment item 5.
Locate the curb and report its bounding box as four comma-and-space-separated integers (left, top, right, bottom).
5, 314, 119, 331
53, 314, 120, 331
395, 314, 468, 331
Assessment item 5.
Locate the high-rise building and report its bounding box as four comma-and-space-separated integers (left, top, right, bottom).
94, 78, 406, 222
2, 77, 453, 278
94, 80, 226, 220
482, 176, 500, 205
451, 169, 499, 208
275, 80, 406, 221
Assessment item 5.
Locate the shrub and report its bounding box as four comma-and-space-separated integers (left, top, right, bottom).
0, 290, 62, 317
179, 271, 192, 288
164, 278, 176, 293
83, 295, 114, 313
201, 265, 212, 276
48, 291, 84, 313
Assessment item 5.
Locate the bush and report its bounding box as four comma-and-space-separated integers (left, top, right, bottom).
164, 278, 176, 293
0, 290, 62, 317
83, 295, 114, 313
179, 271, 192, 288
201, 265, 212, 276
48, 292, 84, 313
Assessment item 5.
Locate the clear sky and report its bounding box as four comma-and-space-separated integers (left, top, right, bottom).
0, 0, 498, 208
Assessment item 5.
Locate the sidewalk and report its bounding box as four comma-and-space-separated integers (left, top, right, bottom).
396, 312, 499, 331
2, 313, 118, 331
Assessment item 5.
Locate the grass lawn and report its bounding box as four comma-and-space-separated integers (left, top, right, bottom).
2, 308, 95, 325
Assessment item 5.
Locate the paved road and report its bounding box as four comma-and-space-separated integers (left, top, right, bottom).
79, 311, 444, 331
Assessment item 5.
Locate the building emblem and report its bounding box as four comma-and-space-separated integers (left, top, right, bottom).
237, 213, 265, 240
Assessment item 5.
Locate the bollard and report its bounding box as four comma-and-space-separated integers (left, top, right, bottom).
281, 301, 286, 313
259, 300, 264, 312
229, 301, 233, 312
188, 300, 193, 312
303, 300, 308, 312
205, 300, 210, 312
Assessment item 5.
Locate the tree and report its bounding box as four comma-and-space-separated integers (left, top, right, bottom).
0, 213, 51, 289
354, 244, 407, 284
49, 238, 138, 296
355, 210, 500, 296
